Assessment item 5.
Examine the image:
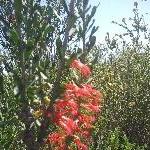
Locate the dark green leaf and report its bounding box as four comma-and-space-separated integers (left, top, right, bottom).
42, 25, 55, 39
90, 26, 99, 38
10, 29, 20, 46
61, 0, 69, 14
14, 0, 22, 24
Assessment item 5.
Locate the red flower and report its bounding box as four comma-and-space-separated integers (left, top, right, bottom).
78, 114, 96, 124
54, 99, 78, 117
64, 82, 79, 99
76, 87, 91, 98
70, 59, 91, 77
65, 83, 92, 99
80, 130, 91, 139
74, 138, 88, 150
59, 116, 79, 135
48, 132, 65, 145
46, 58, 102, 149
65, 82, 79, 91
81, 103, 100, 113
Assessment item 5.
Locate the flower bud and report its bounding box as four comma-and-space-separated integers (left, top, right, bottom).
33, 110, 43, 118
44, 96, 51, 106
33, 99, 41, 105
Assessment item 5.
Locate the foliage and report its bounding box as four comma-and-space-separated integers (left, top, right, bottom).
0, 0, 150, 149
0, 75, 26, 149
0, 0, 98, 149
92, 2, 150, 149
92, 127, 147, 150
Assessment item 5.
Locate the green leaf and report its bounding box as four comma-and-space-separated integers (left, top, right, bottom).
78, 25, 83, 38
53, 8, 61, 20
87, 19, 95, 33
13, 86, 19, 95
27, 39, 35, 49
67, 15, 77, 29
90, 6, 97, 18
36, 120, 41, 127
25, 39, 35, 59
87, 36, 96, 50
42, 25, 55, 39
61, 0, 69, 14
56, 37, 62, 49
40, 72, 47, 80
0, 75, 4, 94
14, 0, 22, 24
85, 5, 91, 14
10, 29, 20, 46
90, 26, 99, 38
71, 69, 80, 81
83, 0, 89, 9
85, 6, 97, 26
56, 37, 65, 60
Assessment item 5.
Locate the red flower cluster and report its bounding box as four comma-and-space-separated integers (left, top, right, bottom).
47, 59, 102, 150
70, 59, 91, 77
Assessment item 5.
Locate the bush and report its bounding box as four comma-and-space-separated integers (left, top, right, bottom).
92, 6, 150, 148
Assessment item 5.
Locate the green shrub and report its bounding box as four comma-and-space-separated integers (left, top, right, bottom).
91, 126, 147, 150
91, 3, 150, 148
92, 48, 150, 148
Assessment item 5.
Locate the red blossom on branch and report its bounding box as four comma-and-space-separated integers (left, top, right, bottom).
74, 138, 88, 150
70, 59, 91, 77
46, 59, 102, 149
47, 132, 66, 150
58, 116, 79, 135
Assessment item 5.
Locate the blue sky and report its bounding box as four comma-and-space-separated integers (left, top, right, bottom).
90, 0, 150, 42
40, 0, 150, 42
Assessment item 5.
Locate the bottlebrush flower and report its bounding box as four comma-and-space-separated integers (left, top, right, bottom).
65, 82, 79, 91
74, 138, 88, 150
54, 99, 78, 117
58, 116, 79, 135
81, 103, 100, 113
70, 59, 91, 77
65, 83, 93, 99
81, 130, 91, 139
46, 59, 102, 150
48, 132, 65, 145
47, 132, 67, 150
32, 109, 43, 118
78, 114, 96, 124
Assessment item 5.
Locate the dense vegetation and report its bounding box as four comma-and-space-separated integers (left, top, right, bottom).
0, 0, 150, 149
